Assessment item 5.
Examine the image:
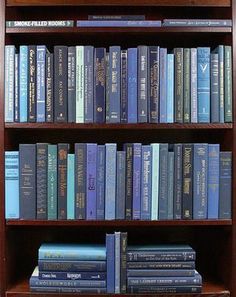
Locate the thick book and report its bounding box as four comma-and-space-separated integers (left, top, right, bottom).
162, 19, 232, 27
76, 46, 84, 123
84, 46, 94, 123
39, 271, 106, 280
124, 143, 133, 219
149, 46, 159, 123
167, 151, 174, 220
121, 50, 128, 123
224, 46, 232, 122
46, 53, 54, 122
14, 53, 19, 122
138, 45, 148, 123
116, 151, 126, 219
127, 269, 196, 277
36, 45, 46, 122
210, 53, 219, 123
6, 20, 74, 27
167, 53, 174, 123
183, 48, 190, 123
127, 261, 195, 270
174, 48, 183, 123
28, 45, 36, 122
128, 285, 202, 294
5, 45, 15, 123
19, 45, 28, 122
151, 143, 160, 220
5, 151, 19, 219
68, 46, 76, 123
190, 48, 197, 123
174, 144, 182, 219
106, 234, 115, 293
96, 145, 105, 220
67, 154, 75, 220
159, 144, 168, 220
54, 46, 68, 122
19, 144, 36, 219
77, 20, 161, 27
120, 232, 127, 294
115, 232, 121, 294
132, 143, 142, 220
88, 15, 145, 20
159, 48, 167, 123
36, 143, 48, 219
47, 145, 57, 220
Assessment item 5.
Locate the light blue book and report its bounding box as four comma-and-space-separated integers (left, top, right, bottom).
76, 46, 84, 123
5, 151, 19, 219
67, 154, 75, 220
115, 232, 121, 294
5, 46, 15, 122
39, 244, 106, 260
190, 48, 198, 123
105, 143, 117, 220
151, 143, 159, 220
159, 48, 167, 123
36, 45, 46, 122
19, 45, 28, 122
197, 47, 210, 123
167, 54, 174, 123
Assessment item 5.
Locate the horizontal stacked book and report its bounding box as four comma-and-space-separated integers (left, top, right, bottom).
30, 244, 107, 293
127, 245, 202, 293
5, 44, 232, 124
5, 143, 232, 220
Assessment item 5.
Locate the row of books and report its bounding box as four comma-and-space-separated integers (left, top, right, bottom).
5, 143, 232, 221
5, 45, 232, 124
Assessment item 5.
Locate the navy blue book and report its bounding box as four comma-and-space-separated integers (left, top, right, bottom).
159, 144, 168, 220
94, 48, 106, 123
84, 46, 94, 123
127, 269, 195, 277
132, 143, 142, 220
88, 15, 145, 20
159, 48, 167, 123
138, 45, 148, 123
19, 144, 36, 219
106, 234, 115, 293
128, 286, 202, 294
121, 50, 128, 123
120, 232, 127, 294
116, 151, 126, 219
46, 53, 54, 122
31, 287, 106, 294
96, 145, 105, 220
28, 45, 36, 122
39, 271, 106, 280
127, 261, 195, 270
68, 46, 76, 123
210, 53, 219, 123
174, 144, 183, 219
149, 46, 159, 123
124, 143, 133, 219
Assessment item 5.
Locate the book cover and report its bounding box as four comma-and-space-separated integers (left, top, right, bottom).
47, 145, 57, 220
121, 50, 128, 123
106, 234, 115, 293
138, 45, 148, 123
151, 143, 160, 220
167, 53, 174, 123
84, 46, 94, 123
115, 232, 121, 294
174, 48, 183, 123
96, 145, 105, 220
132, 143, 142, 220
76, 46, 84, 123
124, 143, 133, 219
210, 53, 219, 123
46, 53, 54, 122
167, 151, 174, 220
14, 53, 19, 122
224, 46, 232, 122
149, 46, 159, 123
5, 45, 15, 123
19, 45, 28, 122
159, 144, 168, 220
190, 48, 197, 123
36, 45, 46, 122
120, 232, 127, 294
67, 154, 75, 220
174, 144, 182, 219
183, 48, 190, 123
116, 151, 126, 219
159, 48, 167, 123
68, 46, 76, 123
28, 45, 36, 122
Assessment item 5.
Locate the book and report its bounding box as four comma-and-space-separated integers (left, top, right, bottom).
68, 46, 76, 123
106, 234, 115, 293
120, 232, 127, 294
88, 15, 145, 20
39, 271, 106, 280
6, 20, 74, 27
149, 46, 159, 123
47, 145, 57, 220
46, 53, 54, 122
138, 45, 148, 123
183, 48, 190, 123
124, 143, 133, 219
162, 19, 232, 27
174, 144, 183, 219
5, 45, 15, 123
174, 48, 183, 123
210, 53, 219, 123
151, 143, 160, 220
67, 154, 75, 220
31, 287, 106, 293
159, 48, 167, 123
115, 232, 121, 294
76, 46, 84, 123
159, 144, 168, 220
167, 53, 174, 123
167, 151, 174, 220
127, 261, 195, 269
224, 46, 232, 122
14, 53, 19, 122
77, 20, 162, 27
121, 50, 128, 123
36, 45, 46, 122
116, 151, 126, 219
132, 143, 142, 220
106, 52, 110, 123
127, 269, 196, 277
96, 145, 105, 220
128, 285, 202, 294
19, 45, 28, 122
84, 46, 94, 123
190, 48, 197, 123
28, 45, 36, 122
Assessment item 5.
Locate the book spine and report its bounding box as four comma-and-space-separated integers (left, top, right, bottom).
115, 232, 121, 294
67, 154, 75, 220
94, 48, 106, 123
46, 53, 54, 122
39, 260, 106, 272
163, 19, 232, 26
96, 145, 105, 220
39, 271, 106, 280
167, 151, 174, 220
28, 45, 36, 122
219, 152, 232, 219
31, 287, 106, 294
193, 144, 208, 219
183, 48, 190, 123
159, 48, 167, 123
14, 53, 19, 122
151, 143, 160, 220
76, 20, 161, 27
36, 45, 46, 122
127, 261, 195, 270
182, 144, 193, 219
30, 278, 106, 288
57, 143, 69, 219
128, 48, 138, 123
128, 275, 201, 286
174, 48, 183, 123
174, 144, 182, 219
149, 46, 159, 123
159, 144, 168, 219
106, 234, 115, 293
7, 20, 74, 27
138, 45, 148, 123
210, 53, 219, 123
75, 143, 86, 219
224, 46, 232, 122
132, 143, 142, 220
141, 145, 152, 220
207, 144, 220, 219
84, 46, 94, 123
5, 151, 19, 219
128, 286, 202, 294
37, 143, 48, 219
68, 46, 76, 123
19, 144, 36, 219
76, 46, 84, 123
127, 251, 196, 262
54, 46, 68, 122
5, 46, 15, 122
105, 143, 117, 220
120, 232, 127, 294
127, 269, 195, 277
125, 143, 133, 219
86, 144, 97, 220
109, 46, 121, 123
116, 151, 126, 219
197, 47, 210, 123
47, 145, 57, 220
121, 50, 128, 123
167, 54, 174, 123
88, 15, 145, 20
19, 45, 28, 122
190, 48, 197, 123
105, 52, 110, 123
218, 46, 224, 123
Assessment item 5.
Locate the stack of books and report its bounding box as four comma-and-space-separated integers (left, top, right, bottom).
30, 244, 107, 293
127, 245, 202, 293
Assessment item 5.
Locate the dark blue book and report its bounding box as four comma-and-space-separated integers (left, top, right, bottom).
174, 144, 183, 219
132, 143, 142, 220
105, 52, 110, 123
138, 45, 148, 123
75, 143, 87, 219
14, 53, 19, 122
128, 286, 202, 294
28, 45, 36, 122
77, 20, 161, 27
149, 46, 159, 123
127, 261, 195, 270
127, 269, 195, 277
84, 46, 94, 123
159, 144, 168, 220
159, 48, 167, 123
127, 48, 138, 123
94, 48, 106, 123
96, 145, 105, 220
31, 287, 106, 294
167, 151, 174, 220
115, 232, 121, 293
121, 50, 128, 123
106, 234, 115, 293
68, 46, 76, 123
88, 15, 145, 20
120, 232, 127, 294
193, 144, 208, 219
162, 18, 232, 26
86, 143, 97, 220
116, 151, 126, 219
39, 271, 106, 280
19, 144, 36, 219
46, 53, 54, 122
210, 53, 219, 123
36, 143, 48, 219
124, 143, 133, 219
36, 45, 46, 122
141, 145, 152, 220
174, 48, 183, 123
219, 152, 232, 219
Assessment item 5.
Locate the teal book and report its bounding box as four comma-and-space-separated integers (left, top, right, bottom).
19, 45, 28, 122
47, 145, 57, 220
67, 154, 75, 220
76, 46, 84, 123
151, 143, 159, 220
224, 46, 232, 122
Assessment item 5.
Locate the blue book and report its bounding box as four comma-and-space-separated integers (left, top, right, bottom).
67, 154, 75, 220
191, 48, 198, 123
36, 45, 46, 122
207, 144, 220, 219
121, 50, 128, 123
105, 144, 117, 220
138, 45, 148, 123
159, 144, 169, 220
47, 145, 57, 220
96, 145, 105, 220
197, 47, 210, 123
141, 145, 152, 220
68, 46, 76, 123
116, 151, 126, 219
167, 54, 174, 123
167, 151, 174, 220
132, 143, 142, 220
19, 45, 28, 122
39, 271, 106, 280
14, 53, 19, 122
193, 144, 208, 219
151, 143, 159, 220
31, 287, 106, 294
127, 269, 196, 277
86, 144, 97, 220
77, 20, 162, 27
109, 46, 121, 123
115, 232, 121, 294
39, 244, 106, 261
159, 48, 167, 123
5, 151, 19, 219
210, 53, 219, 123
84, 46, 94, 123
174, 144, 182, 219
106, 234, 115, 293
5, 46, 15, 122
149, 46, 159, 123
128, 48, 138, 123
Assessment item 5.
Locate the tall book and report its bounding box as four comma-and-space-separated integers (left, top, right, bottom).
5, 45, 15, 123
167, 151, 174, 220
115, 232, 121, 294
84, 46, 94, 123
149, 46, 159, 123
120, 232, 127, 294
121, 50, 128, 123
159, 48, 167, 123
67, 154, 75, 220
19, 144, 36, 219
138, 45, 148, 123
174, 144, 182, 219
190, 48, 197, 123
159, 144, 168, 219
167, 54, 174, 123
132, 143, 142, 220
116, 151, 126, 220
68, 46, 76, 123
96, 145, 105, 220
151, 143, 160, 220
124, 143, 133, 219
19, 45, 28, 122
210, 53, 219, 123
174, 48, 183, 123
224, 46, 232, 122
47, 145, 57, 220
46, 53, 54, 122
106, 234, 115, 293
105, 52, 110, 122
76, 46, 84, 123
28, 45, 36, 122
14, 53, 19, 122
183, 48, 190, 123
36, 45, 46, 122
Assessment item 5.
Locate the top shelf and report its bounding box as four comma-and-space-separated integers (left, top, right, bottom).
6, 0, 231, 7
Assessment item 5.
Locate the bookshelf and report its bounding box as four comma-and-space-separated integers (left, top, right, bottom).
1, 0, 236, 297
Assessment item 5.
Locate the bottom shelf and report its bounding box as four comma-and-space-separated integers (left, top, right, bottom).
6, 280, 230, 297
